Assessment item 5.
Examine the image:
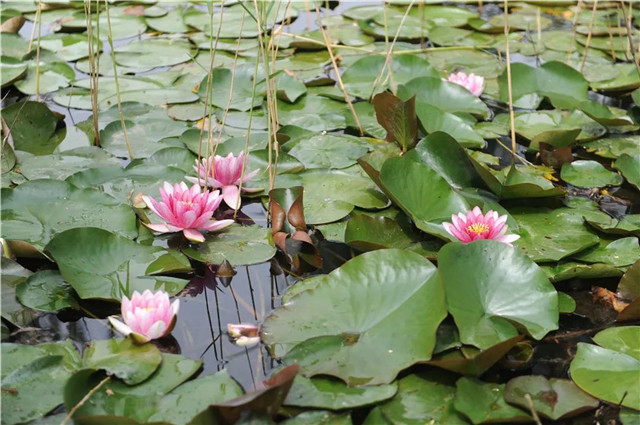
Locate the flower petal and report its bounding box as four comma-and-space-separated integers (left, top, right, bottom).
183, 228, 205, 243
108, 316, 133, 336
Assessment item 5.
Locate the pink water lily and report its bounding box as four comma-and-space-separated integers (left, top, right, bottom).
446, 71, 484, 96
142, 182, 233, 243
108, 290, 179, 344
187, 151, 260, 210
443, 207, 520, 246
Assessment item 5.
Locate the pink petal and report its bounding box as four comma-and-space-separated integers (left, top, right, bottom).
108, 317, 133, 336
144, 222, 172, 233
201, 219, 235, 232
222, 185, 241, 209
183, 228, 205, 243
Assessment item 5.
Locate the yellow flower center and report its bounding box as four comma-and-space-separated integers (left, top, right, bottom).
466, 223, 490, 235
179, 201, 194, 207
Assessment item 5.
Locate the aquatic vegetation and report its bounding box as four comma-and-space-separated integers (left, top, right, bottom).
445, 71, 484, 96
443, 207, 520, 246
108, 289, 179, 343
142, 181, 233, 243
187, 151, 260, 209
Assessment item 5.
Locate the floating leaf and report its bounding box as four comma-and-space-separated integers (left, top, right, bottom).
616, 154, 640, 191
83, 338, 162, 385
286, 133, 370, 170
1, 101, 62, 155
561, 160, 623, 188
454, 377, 531, 424
372, 92, 417, 152
262, 249, 446, 385
183, 224, 276, 267
504, 376, 599, 420
1, 179, 137, 251
438, 240, 559, 349
45, 227, 189, 301
572, 237, 640, 267
284, 374, 397, 410
363, 371, 467, 425
16, 270, 79, 312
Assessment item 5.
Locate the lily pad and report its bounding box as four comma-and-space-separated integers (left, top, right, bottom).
284, 374, 397, 410
1, 355, 72, 425
1, 179, 137, 251
616, 154, 640, 191
378, 155, 468, 237
571, 237, 640, 267
45, 227, 190, 301
510, 207, 600, 262
83, 338, 162, 385
561, 160, 623, 188
1, 101, 62, 155
438, 240, 559, 349
19, 146, 120, 181
15, 270, 79, 312
0, 56, 26, 88
363, 371, 467, 425
262, 249, 447, 385
504, 376, 599, 420
1, 258, 36, 327
454, 377, 531, 424
286, 133, 370, 170
570, 329, 640, 409
183, 224, 276, 267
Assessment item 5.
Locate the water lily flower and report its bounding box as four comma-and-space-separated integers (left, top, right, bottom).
227, 323, 260, 346
142, 182, 233, 243
443, 207, 520, 246
187, 151, 260, 210
445, 71, 484, 96
108, 290, 179, 344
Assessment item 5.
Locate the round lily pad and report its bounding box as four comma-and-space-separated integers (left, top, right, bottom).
561, 160, 623, 188
262, 249, 447, 385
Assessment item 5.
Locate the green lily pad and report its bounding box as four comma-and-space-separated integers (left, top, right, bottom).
571, 237, 640, 267
200, 65, 266, 112
362, 371, 467, 425
282, 411, 352, 425
510, 207, 600, 262
1, 258, 36, 327
427, 335, 524, 376
616, 154, 640, 191
15, 270, 79, 312
542, 261, 624, 283
284, 374, 397, 410
415, 102, 485, 148
341, 54, 439, 99
0, 56, 26, 88
63, 353, 202, 422
183, 224, 276, 267
504, 376, 599, 420
427, 48, 504, 78
558, 292, 577, 314
399, 76, 490, 118
262, 249, 447, 385
378, 155, 468, 237
37, 33, 101, 62
14, 60, 74, 95
1, 101, 62, 155
1, 179, 137, 251
277, 95, 346, 132
114, 38, 193, 69
45, 227, 190, 301
561, 160, 623, 188
438, 240, 559, 349
286, 133, 370, 170
300, 167, 388, 225
618, 259, 640, 300
19, 146, 120, 181
454, 377, 531, 424
570, 328, 640, 409
83, 338, 162, 385
1, 355, 72, 425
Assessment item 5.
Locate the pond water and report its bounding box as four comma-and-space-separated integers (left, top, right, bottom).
2, 1, 640, 424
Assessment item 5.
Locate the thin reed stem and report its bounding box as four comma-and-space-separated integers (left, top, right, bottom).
104, 0, 133, 160
580, 0, 599, 73
60, 376, 111, 425
503, 0, 517, 166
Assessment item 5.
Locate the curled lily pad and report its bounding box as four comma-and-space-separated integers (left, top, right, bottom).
262, 249, 446, 385
571, 237, 640, 267
15, 270, 79, 312
438, 240, 559, 349
561, 160, 623, 188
